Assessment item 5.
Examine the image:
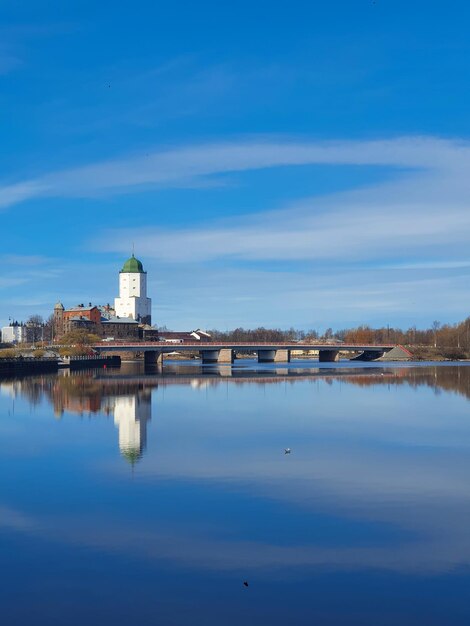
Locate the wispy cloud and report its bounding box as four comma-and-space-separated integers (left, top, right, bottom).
0, 254, 50, 266
140, 265, 468, 329
0, 135, 464, 209
0, 277, 29, 289
94, 204, 470, 263
85, 136, 470, 267
0, 181, 48, 209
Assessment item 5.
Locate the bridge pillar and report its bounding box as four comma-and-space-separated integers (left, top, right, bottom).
218, 348, 234, 363
318, 350, 340, 362
274, 349, 290, 362
144, 351, 163, 366
258, 349, 291, 363
200, 349, 234, 364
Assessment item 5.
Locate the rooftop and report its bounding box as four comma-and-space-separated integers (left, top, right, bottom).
102, 317, 139, 325
120, 254, 144, 274
66, 306, 97, 312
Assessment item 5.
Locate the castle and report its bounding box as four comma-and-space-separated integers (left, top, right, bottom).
53, 255, 152, 340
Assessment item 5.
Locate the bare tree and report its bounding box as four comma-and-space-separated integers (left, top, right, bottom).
26, 315, 44, 344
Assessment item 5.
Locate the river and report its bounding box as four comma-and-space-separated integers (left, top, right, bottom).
1, 361, 470, 625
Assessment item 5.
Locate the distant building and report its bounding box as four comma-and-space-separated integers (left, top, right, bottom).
102, 316, 140, 340
114, 255, 152, 325
53, 302, 65, 339
53, 302, 140, 340
1, 322, 27, 344
63, 305, 101, 333
98, 304, 116, 320
147, 328, 212, 343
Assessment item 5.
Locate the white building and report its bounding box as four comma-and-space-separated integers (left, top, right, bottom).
1, 323, 27, 344
114, 254, 152, 325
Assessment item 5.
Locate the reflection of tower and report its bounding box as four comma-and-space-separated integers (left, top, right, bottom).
113, 390, 151, 464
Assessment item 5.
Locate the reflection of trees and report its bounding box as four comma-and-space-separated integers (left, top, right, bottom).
14, 372, 159, 417
339, 366, 470, 402
14, 366, 470, 407
10, 366, 470, 464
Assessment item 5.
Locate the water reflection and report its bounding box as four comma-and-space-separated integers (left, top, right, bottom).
2, 362, 470, 465
2, 362, 470, 624
0, 369, 156, 463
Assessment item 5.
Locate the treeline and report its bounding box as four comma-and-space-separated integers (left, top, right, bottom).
209, 317, 470, 359
208, 327, 317, 343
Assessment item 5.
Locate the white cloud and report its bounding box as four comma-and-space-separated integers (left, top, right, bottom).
94, 203, 470, 263
0, 180, 47, 209
77, 136, 470, 269
145, 265, 469, 329
0, 135, 466, 208
0, 254, 50, 266
0, 277, 29, 289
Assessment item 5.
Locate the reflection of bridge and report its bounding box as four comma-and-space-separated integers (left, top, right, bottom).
94, 341, 412, 365
95, 369, 406, 388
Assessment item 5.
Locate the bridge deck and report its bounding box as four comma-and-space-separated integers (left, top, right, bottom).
94, 341, 398, 353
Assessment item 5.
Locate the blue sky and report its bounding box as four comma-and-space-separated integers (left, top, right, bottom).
1, 0, 469, 330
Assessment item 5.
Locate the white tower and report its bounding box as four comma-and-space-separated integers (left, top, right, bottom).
114, 254, 152, 324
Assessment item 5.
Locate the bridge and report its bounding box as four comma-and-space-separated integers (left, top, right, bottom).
93, 341, 412, 365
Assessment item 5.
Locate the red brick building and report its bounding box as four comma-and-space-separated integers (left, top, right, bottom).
63, 305, 101, 325
53, 303, 140, 340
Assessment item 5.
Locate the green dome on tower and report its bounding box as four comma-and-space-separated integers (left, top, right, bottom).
120, 254, 144, 273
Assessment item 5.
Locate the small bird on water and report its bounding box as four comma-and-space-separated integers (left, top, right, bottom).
243, 581, 249, 587
285, 448, 291, 454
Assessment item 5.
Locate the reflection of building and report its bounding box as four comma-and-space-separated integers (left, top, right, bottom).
113, 391, 151, 464
13, 373, 156, 463
0, 380, 17, 397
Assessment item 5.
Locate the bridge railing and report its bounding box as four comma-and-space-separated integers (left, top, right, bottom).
93, 341, 396, 349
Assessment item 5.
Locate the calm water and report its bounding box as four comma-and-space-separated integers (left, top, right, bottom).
1, 360, 470, 625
